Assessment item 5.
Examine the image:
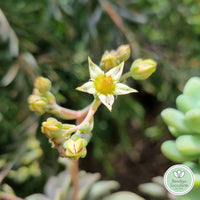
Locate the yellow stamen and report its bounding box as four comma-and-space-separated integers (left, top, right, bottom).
94, 74, 116, 95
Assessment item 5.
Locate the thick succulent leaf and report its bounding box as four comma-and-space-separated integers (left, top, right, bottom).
138, 183, 167, 199
183, 77, 200, 100
88, 180, 120, 200
25, 194, 50, 200
44, 170, 71, 200
152, 176, 164, 186
185, 108, 200, 134
176, 94, 195, 114
176, 135, 200, 156
161, 108, 191, 134
0, 64, 19, 86
77, 171, 101, 200
102, 191, 145, 200
161, 140, 199, 163
78, 172, 101, 200
0, 9, 19, 58
54, 188, 64, 200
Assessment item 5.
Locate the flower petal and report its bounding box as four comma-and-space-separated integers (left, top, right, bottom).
98, 94, 114, 111
76, 81, 96, 94
88, 57, 104, 80
106, 61, 124, 81
114, 83, 138, 95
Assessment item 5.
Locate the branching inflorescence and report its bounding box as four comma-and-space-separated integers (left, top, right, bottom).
28, 44, 157, 161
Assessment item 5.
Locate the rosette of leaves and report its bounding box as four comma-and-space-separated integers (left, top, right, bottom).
161, 77, 200, 163
160, 77, 200, 199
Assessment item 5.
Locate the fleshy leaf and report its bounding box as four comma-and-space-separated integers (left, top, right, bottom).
102, 191, 145, 200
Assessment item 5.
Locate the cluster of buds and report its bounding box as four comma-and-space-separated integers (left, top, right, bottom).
100, 44, 130, 71
28, 77, 55, 115
41, 118, 75, 147
41, 117, 90, 159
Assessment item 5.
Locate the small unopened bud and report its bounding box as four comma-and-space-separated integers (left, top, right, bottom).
79, 118, 94, 134
130, 59, 157, 80
46, 92, 56, 104
63, 135, 87, 160
34, 76, 51, 93
100, 51, 119, 71
28, 95, 48, 115
116, 44, 130, 62
41, 118, 62, 138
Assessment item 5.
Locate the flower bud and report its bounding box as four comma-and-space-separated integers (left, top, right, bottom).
46, 92, 56, 104
28, 95, 48, 115
32, 88, 41, 96
116, 44, 130, 62
100, 51, 119, 71
34, 76, 51, 93
41, 118, 63, 138
79, 118, 94, 134
130, 59, 157, 80
63, 135, 87, 160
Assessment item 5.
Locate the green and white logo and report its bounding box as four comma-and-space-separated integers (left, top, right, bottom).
163, 165, 194, 196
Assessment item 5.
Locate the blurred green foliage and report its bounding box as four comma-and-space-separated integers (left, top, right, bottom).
1, 0, 200, 197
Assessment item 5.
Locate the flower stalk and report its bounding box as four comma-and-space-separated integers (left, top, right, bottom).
71, 158, 79, 200
49, 102, 91, 120
27, 44, 157, 200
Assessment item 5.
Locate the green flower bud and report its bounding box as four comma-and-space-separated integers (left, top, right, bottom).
130, 59, 157, 80
100, 51, 119, 71
79, 118, 94, 133
34, 76, 51, 93
41, 118, 63, 138
116, 44, 130, 62
46, 91, 56, 104
63, 135, 87, 160
28, 95, 48, 115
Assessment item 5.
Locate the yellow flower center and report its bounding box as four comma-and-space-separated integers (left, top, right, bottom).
94, 74, 116, 95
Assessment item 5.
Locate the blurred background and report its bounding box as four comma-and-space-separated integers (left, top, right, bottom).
1, 0, 200, 198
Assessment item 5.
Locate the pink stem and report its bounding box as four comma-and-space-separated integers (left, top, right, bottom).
50, 103, 91, 120
69, 99, 101, 133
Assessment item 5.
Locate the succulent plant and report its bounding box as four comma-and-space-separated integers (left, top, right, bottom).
139, 77, 200, 200
161, 77, 200, 163
160, 77, 200, 199
25, 158, 144, 200
139, 176, 173, 200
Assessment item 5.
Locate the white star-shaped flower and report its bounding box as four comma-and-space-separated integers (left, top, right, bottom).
77, 57, 137, 111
